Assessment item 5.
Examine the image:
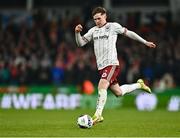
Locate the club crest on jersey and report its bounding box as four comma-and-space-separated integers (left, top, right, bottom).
105, 25, 110, 32
102, 72, 107, 78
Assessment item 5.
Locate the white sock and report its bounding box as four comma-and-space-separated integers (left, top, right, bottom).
94, 89, 107, 117
120, 83, 141, 96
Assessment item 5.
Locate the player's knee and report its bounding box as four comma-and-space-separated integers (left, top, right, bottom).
98, 79, 109, 90
115, 92, 122, 97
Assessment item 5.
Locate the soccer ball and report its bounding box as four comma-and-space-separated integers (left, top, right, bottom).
77, 114, 93, 128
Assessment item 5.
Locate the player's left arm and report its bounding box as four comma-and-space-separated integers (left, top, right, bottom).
123, 28, 156, 48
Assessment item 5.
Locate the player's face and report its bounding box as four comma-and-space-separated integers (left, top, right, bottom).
93, 13, 107, 28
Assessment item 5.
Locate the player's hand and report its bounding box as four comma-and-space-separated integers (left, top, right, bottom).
75, 24, 83, 33
145, 41, 156, 48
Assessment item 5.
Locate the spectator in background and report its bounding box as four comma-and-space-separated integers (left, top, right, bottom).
51, 56, 65, 85
0, 62, 10, 84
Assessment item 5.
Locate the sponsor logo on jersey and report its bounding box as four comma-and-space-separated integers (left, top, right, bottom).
105, 25, 110, 32
93, 35, 109, 40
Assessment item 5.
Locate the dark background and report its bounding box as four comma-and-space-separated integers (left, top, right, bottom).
0, 0, 179, 91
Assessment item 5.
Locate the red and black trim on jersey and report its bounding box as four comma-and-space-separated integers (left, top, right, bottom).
82, 36, 89, 43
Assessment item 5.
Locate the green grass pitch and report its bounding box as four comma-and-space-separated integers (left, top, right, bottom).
0, 108, 180, 137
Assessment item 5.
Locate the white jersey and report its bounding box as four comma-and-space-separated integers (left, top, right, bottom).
83, 22, 125, 70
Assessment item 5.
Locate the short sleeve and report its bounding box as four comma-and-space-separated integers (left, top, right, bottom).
83, 27, 94, 42
113, 22, 126, 34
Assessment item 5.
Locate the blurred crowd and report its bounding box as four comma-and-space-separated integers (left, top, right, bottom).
0, 8, 180, 90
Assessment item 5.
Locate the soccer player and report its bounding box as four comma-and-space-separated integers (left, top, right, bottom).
75, 7, 156, 124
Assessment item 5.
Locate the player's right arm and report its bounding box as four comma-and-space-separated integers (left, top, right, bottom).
75, 24, 93, 47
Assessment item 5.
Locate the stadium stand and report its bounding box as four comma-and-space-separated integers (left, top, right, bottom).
0, 0, 179, 89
